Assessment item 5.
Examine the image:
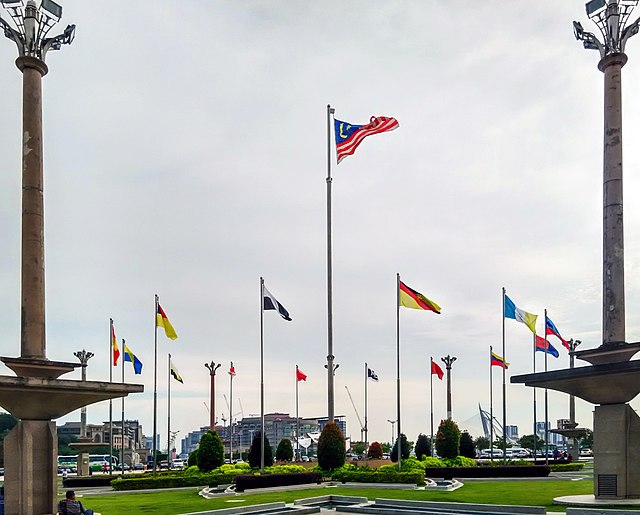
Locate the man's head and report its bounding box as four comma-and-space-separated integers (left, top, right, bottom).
65, 490, 75, 500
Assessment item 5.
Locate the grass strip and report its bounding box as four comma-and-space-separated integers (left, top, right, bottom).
78, 479, 597, 514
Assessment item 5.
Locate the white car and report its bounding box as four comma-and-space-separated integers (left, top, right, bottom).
479, 449, 504, 458
171, 459, 185, 469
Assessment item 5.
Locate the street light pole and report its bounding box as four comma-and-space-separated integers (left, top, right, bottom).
441, 355, 457, 420
204, 362, 221, 431
387, 419, 396, 450
73, 350, 94, 438
573, 0, 640, 349
0, 0, 75, 368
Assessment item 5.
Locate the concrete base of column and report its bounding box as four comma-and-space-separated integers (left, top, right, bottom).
4, 420, 57, 515
77, 452, 90, 476
594, 404, 640, 499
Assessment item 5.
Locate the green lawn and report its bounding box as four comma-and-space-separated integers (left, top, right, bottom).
79, 479, 595, 514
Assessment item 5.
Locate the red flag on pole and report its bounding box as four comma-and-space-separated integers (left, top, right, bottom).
296, 368, 307, 382
431, 360, 444, 380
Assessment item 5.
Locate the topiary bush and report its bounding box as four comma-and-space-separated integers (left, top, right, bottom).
435, 419, 460, 459
264, 464, 306, 474
276, 438, 294, 462
442, 456, 477, 467
317, 422, 346, 471
422, 456, 445, 468
414, 433, 431, 461
248, 431, 274, 468
197, 430, 224, 471
390, 433, 411, 462
459, 431, 476, 458
187, 449, 199, 467
368, 441, 383, 459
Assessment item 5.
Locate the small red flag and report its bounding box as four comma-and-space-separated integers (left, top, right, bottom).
229, 362, 236, 377
431, 360, 444, 380
296, 368, 307, 382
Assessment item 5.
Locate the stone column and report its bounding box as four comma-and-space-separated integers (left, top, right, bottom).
17, 56, 48, 360
4, 420, 57, 515
599, 52, 627, 347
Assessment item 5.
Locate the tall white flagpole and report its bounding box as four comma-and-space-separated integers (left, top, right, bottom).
109, 318, 114, 473
121, 339, 126, 474
490, 345, 494, 460
532, 332, 538, 460
430, 357, 434, 457
153, 294, 159, 475
167, 353, 171, 467
364, 362, 368, 449
326, 104, 336, 422
396, 273, 401, 470
544, 309, 549, 464
501, 287, 507, 457
295, 365, 300, 460
230, 361, 234, 463
260, 277, 265, 472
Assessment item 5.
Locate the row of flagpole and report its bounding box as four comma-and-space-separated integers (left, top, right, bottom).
103, 106, 575, 474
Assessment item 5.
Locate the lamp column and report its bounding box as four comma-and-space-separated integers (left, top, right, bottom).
205, 362, 221, 431
441, 355, 456, 420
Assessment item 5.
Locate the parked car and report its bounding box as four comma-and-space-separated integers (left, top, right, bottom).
479, 449, 504, 458
580, 448, 593, 457
506, 447, 530, 458
159, 460, 169, 469
171, 459, 185, 469
133, 463, 145, 470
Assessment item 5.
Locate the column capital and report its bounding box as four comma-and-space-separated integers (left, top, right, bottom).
15, 56, 48, 76
598, 52, 628, 72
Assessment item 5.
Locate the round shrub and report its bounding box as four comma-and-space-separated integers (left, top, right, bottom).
197, 430, 224, 471
390, 433, 411, 462
435, 419, 460, 459
368, 441, 383, 459
276, 438, 294, 462
414, 433, 431, 461
317, 422, 346, 471
459, 431, 476, 458
248, 431, 274, 468
188, 449, 198, 467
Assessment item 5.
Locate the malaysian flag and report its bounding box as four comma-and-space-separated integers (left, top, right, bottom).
334, 115, 399, 163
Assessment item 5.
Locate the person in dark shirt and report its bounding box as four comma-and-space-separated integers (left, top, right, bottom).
57, 490, 94, 515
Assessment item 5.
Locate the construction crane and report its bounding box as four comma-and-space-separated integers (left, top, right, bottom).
223, 394, 243, 421
344, 385, 365, 442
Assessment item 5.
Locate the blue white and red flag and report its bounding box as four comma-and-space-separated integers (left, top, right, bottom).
334, 115, 399, 163
535, 335, 559, 358
545, 317, 569, 350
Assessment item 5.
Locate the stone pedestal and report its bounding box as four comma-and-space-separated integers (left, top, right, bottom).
0, 376, 143, 514
511, 357, 640, 500
594, 404, 640, 498
4, 420, 57, 515
77, 452, 90, 476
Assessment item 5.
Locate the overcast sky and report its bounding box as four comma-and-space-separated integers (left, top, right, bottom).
2, 1, 640, 450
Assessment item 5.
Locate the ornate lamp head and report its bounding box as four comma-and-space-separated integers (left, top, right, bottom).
0, 0, 74, 62
574, 0, 640, 58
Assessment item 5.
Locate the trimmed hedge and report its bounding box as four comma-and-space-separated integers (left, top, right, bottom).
63, 476, 115, 488
425, 465, 550, 479
549, 463, 585, 472
235, 472, 322, 492
332, 470, 424, 485
111, 472, 237, 491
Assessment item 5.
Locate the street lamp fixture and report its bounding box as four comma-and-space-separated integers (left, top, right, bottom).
573, 0, 640, 58
0, 0, 75, 62
73, 349, 94, 438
